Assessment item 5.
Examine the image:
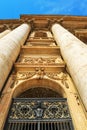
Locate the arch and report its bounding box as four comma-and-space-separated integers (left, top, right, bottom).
12, 78, 66, 98
18, 87, 62, 98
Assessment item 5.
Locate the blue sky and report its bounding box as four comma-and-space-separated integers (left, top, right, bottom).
0, 0, 87, 19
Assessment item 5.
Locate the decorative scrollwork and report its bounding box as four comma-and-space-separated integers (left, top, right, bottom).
10, 80, 19, 88
43, 101, 70, 119
18, 57, 64, 65
46, 72, 67, 80
10, 72, 35, 88
9, 101, 35, 119
9, 99, 70, 121
16, 71, 35, 80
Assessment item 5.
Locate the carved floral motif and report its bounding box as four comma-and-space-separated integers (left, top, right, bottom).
16, 68, 45, 80
10, 69, 67, 88
18, 57, 64, 65
10, 72, 35, 88
16, 72, 35, 80
46, 72, 67, 80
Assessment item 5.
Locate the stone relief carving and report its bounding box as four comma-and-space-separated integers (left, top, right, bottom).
15, 69, 67, 81
10, 68, 45, 88
46, 72, 67, 80
70, 92, 80, 105
10, 72, 35, 88
16, 72, 35, 80
10, 79, 19, 88
74, 93, 80, 105
35, 67, 45, 79
15, 68, 45, 80
18, 57, 64, 65
10, 69, 67, 88
46, 71, 68, 89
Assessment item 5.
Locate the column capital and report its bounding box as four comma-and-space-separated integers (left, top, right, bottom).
3, 24, 11, 30
3, 24, 21, 30
20, 18, 34, 31
47, 18, 63, 31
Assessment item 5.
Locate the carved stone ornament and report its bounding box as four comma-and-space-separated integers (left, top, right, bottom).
10, 70, 67, 88
46, 72, 67, 81
16, 71, 35, 80
10, 72, 35, 88
35, 67, 45, 79
10, 68, 45, 88
74, 93, 80, 105
10, 80, 19, 88
18, 57, 64, 65
16, 68, 45, 80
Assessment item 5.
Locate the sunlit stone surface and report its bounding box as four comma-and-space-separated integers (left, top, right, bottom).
52, 23, 87, 109
0, 30, 11, 38
0, 24, 31, 91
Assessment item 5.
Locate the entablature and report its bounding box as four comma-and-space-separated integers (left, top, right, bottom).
74, 29, 87, 43
13, 65, 65, 74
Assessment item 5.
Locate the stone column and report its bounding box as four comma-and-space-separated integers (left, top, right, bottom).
52, 23, 87, 109
0, 23, 30, 91
0, 30, 11, 38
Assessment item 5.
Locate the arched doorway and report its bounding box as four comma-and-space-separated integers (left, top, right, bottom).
4, 79, 74, 130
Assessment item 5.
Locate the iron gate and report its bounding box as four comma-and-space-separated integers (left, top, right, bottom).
4, 98, 74, 130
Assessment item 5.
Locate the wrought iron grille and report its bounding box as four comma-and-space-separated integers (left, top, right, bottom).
4, 98, 74, 130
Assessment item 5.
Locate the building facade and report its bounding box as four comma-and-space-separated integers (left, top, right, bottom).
0, 15, 87, 130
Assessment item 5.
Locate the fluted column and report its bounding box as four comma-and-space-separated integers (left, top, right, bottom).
0, 23, 30, 91
52, 23, 87, 109
0, 30, 11, 38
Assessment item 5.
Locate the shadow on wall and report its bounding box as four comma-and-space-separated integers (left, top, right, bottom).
12, 78, 66, 98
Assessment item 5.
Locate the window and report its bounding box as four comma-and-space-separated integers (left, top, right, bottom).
34, 31, 47, 38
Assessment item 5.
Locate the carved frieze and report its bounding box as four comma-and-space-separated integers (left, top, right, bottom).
46, 72, 67, 80
10, 72, 35, 88
46, 71, 68, 88
16, 71, 35, 80
10, 67, 67, 89
18, 57, 64, 65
